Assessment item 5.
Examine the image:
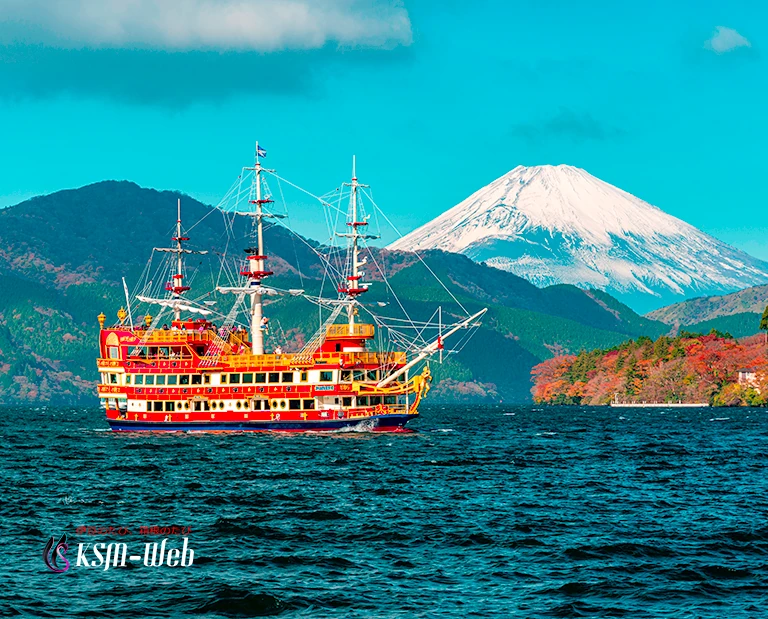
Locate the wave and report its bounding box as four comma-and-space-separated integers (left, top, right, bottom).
192, 586, 291, 616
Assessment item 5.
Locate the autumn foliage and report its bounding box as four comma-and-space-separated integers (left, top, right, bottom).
531, 332, 768, 406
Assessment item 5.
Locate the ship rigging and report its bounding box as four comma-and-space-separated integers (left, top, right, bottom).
96, 144, 486, 432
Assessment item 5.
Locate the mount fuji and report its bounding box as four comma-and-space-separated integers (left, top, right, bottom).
387, 165, 768, 311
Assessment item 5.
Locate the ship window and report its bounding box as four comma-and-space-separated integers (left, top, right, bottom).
191, 375, 202, 385
125, 375, 131, 385
176, 402, 183, 410
335, 344, 341, 352
230, 374, 241, 384
167, 375, 178, 385
179, 375, 190, 385
367, 370, 378, 381
156, 375, 166, 385
320, 371, 333, 382
300, 372, 308, 382
109, 373, 118, 384
342, 397, 352, 407
159, 347, 169, 358
289, 399, 301, 410
194, 401, 202, 411
153, 402, 164, 412
203, 374, 210, 384
203, 401, 210, 411
145, 375, 155, 385
268, 372, 279, 383
303, 399, 315, 410
165, 402, 174, 412
358, 396, 369, 406
108, 346, 120, 359
282, 372, 293, 383
220, 374, 228, 384
195, 346, 205, 356
184, 402, 190, 410
384, 396, 396, 405
370, 396, 382, 405
236, 401, 242, 410
341, 370, 352, 382
353, 370, 364, 381
279, 400, 286, 409
255, 373, 266, 384
134, 375, 144, 385
242, 373, 254, 384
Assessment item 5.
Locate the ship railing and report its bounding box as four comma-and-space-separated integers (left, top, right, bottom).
349, 403, 408, 415
133, 329, 217, 344
202, 351, 407, 368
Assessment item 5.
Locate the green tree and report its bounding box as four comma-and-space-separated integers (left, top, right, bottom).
761, 305, 768, 344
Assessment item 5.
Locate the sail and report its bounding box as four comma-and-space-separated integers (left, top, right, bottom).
136, 296, 213, 316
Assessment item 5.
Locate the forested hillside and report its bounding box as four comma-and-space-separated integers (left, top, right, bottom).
0, 181, 669, 404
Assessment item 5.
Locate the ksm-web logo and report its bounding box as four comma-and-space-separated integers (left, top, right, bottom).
43, 534, 194, 572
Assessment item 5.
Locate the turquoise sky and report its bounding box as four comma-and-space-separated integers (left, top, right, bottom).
0, 1, 765, 253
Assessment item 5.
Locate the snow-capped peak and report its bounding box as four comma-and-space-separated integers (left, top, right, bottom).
387, 165, 768, 310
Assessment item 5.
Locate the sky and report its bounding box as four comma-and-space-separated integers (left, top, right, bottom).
0, 0, 766, 254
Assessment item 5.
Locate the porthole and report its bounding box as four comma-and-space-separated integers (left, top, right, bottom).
184, 402, 190, 410
280, 400, 286, 409
236, 401, 242, 410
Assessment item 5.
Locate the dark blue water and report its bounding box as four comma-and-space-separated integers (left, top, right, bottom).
3, 404, 768, 618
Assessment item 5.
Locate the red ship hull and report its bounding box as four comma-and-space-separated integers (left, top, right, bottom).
105, 411, 418, 432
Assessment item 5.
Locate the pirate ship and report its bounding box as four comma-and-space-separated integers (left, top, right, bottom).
96, 146, 485, 431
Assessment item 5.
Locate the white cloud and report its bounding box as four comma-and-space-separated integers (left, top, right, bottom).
0, 0, 412, 51
705, 26, 751, 54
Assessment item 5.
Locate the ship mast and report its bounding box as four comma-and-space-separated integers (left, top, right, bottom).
337, 156, 376, 334
348, 157, 360, 333
215, 143, 294, 355
167, 198, 192, 321
243, 143, 274, 354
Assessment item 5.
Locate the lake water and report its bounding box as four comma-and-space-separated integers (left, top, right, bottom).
3, 404, 767, 617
